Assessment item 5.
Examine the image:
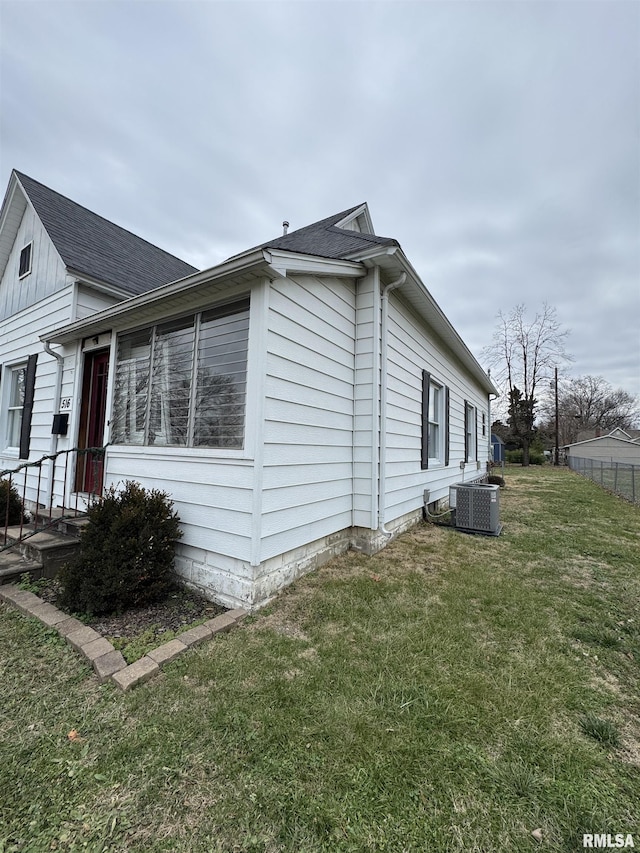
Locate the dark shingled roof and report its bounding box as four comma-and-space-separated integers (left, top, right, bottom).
230, 204, 399, 261
15, 171, 198, 296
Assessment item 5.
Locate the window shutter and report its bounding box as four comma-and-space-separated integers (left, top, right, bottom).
421, 370, 430, 469
474, 408, 478, 460
444, 386, 450, 466
464, 399, 469, 463
19, 353, 37, 459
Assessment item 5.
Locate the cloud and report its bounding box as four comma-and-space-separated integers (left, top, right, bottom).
1, 0, 638, 400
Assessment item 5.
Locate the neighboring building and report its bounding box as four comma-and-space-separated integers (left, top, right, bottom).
576, 427, 638, 443
564, 431, 640, 466
1, 170, 497, 609
491, 433, 505, 464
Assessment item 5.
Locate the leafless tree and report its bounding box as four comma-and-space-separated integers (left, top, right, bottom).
484, 303, 572, 465
539, 375, 639, 445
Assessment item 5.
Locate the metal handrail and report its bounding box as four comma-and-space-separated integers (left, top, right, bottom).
1, 445, 107, 550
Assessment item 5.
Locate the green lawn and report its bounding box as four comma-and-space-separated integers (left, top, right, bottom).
1, 467, 639, 852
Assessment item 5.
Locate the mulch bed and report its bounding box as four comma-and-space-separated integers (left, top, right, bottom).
38, 580, 225, 640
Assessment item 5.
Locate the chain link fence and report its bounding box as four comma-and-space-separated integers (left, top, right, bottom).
567, 456, 639, 504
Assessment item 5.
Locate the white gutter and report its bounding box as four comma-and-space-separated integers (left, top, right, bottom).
377, 271, 406, 538
42, 340, 65, 505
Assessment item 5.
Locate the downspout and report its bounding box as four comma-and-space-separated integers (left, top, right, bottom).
42, 340, 65, 506
377, 272, 406, 538
370, 267, 381, 531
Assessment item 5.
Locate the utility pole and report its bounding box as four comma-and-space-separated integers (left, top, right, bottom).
554, 367, 560, 466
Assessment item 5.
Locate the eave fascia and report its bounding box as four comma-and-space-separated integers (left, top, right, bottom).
344, 244, 399, 265
263, 249, 365, 278
0, 177, 24, 282
42, 249, 270, 345
394, 250, 499, 397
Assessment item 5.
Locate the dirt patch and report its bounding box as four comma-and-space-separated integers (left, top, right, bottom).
590, 672, 624, 698
617, 709, 640, 766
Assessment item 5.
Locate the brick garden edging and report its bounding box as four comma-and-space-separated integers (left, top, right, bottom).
0, 584, 247, 691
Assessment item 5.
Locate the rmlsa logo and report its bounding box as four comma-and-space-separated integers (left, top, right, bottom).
583, 835, 635, 848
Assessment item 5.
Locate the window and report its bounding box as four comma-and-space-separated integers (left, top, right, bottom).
421, 371, 450, 469
3, 355, 37, 457
465, 401, 477, 462
429, 382, 442, 458
19, 243, 32, 278
112, 298, 250, 449
7, 365, 26, 448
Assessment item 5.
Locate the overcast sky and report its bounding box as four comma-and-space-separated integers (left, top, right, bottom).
1, 0, 638, 408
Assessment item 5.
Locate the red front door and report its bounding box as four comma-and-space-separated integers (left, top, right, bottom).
76, 350, 109, 494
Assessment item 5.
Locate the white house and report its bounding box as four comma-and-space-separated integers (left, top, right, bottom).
1, 170, 498, 609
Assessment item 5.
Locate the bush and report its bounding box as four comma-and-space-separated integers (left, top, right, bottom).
0, 479, 26, 526
58, 481, 182, 616
505, 449, 545, 465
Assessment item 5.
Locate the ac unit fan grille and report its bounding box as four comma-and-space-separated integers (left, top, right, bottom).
452, 483, 502, 536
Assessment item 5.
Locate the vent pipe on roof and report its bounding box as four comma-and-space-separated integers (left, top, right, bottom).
282, 220, 289, 236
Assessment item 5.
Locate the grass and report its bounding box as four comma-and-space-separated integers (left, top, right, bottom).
1, 466, 639, 852
108, 621, 208, 665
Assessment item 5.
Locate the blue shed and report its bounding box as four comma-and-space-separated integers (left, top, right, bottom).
491, 434, 505, 463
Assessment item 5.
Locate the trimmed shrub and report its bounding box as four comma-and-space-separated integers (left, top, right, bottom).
58, 481, 182, 616
0, 479, 26, 527
505, 449, 545, 465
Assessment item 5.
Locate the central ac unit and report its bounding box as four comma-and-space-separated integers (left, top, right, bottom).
449, 482, 502, 536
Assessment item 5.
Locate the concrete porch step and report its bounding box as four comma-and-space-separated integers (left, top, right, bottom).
30, 507, 89, 539
1, 526, 80, 579
0, 548, 47, 585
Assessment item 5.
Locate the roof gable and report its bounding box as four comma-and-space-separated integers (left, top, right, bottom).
229, 202, 398, 262
12, 171, 198, 296
564, 433, 639, 449
608, 427, 631, 440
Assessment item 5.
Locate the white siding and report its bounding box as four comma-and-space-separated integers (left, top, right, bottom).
260, 274, 356, 561
0, 203, 68, 321
103, 449, 254, 562
0, 289, 77, 506
74, 284, 120, 319
383, 292, 490, 519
